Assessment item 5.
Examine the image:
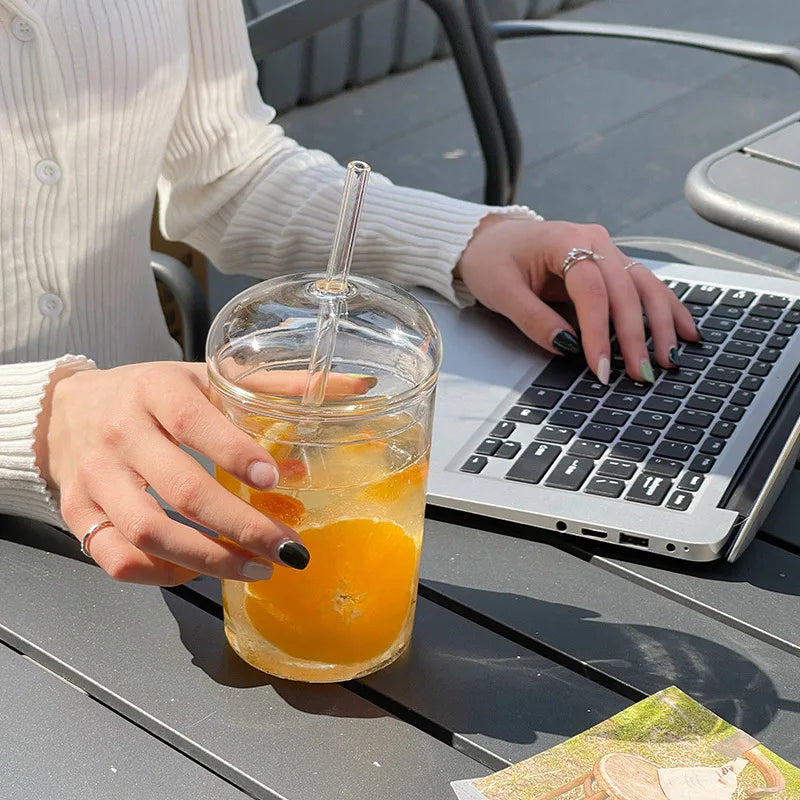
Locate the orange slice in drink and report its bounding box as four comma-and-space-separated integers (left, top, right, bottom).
249, 490, 306, 528
360, 460, 428, 503
245, 518, 418, 664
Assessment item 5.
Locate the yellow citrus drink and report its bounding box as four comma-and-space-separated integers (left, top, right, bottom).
217, 415, 429, 682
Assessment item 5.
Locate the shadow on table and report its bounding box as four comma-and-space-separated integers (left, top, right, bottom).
159, 587, 388, 719
366, 580, 795, 749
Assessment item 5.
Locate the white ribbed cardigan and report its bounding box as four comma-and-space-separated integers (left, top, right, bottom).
0, 0, 536, 528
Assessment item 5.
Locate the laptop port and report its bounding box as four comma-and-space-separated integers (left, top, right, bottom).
580, 528, 607, 539
619, 533, 649, 548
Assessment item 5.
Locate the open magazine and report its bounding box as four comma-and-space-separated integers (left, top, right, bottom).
452, 686, 799, 800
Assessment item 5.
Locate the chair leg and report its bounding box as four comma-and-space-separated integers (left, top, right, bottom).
533, 770, 595, 800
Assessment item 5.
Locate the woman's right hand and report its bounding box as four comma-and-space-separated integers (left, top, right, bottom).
34, 361, 374, 586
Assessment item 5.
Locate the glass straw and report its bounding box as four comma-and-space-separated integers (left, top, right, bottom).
302, 160, 372, 406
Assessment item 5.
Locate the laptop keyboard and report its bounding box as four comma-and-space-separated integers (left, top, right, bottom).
460, 279, 800, 511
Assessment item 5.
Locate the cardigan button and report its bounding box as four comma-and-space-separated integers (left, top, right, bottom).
11, 17, 34, 42
35, 159, 62, 185
39, 293, 64, 317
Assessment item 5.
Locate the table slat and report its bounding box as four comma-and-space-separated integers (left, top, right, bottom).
0, 517, 477, 800
0, 644, 250, 800
743, 121, 800, 169
418, 518, 800, 764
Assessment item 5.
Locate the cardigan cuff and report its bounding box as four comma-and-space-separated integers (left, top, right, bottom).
0, 355, 96, 529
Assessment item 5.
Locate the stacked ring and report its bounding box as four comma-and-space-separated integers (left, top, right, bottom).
80, 519, 114, 558
561, 247, 604, 279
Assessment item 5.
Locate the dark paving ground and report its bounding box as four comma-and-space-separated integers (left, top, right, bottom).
209, 0, 800, 310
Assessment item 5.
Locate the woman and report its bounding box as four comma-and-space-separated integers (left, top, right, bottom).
0, 0, 697, 586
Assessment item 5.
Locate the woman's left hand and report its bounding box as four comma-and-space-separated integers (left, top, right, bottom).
455, 216, 700, 384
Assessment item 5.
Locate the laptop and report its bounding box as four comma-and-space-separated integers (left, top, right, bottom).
422, 258, 800, 562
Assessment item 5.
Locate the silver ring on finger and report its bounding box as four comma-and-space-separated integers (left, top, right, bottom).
623, 260, 645, 272
80, 519, 114, 559
561, 247, 604, 279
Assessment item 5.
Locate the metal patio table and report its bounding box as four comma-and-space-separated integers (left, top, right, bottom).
686, 111, 800, 255
1, 463, 799, 798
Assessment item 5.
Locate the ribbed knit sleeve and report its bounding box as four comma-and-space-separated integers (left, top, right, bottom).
0, 356, 96, 528
157, 0, 541, 307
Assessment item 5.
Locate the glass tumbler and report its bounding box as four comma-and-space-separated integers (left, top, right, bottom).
206, 273, 442, 682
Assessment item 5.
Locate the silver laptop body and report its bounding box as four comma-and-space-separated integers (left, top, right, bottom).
422, 260, 800, 562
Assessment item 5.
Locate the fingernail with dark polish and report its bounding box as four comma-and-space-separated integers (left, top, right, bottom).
552, 330, 581, 355
668, 347, 681, 368
278, 540, 310, 570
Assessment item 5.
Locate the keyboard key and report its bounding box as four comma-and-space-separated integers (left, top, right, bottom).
684, 285, 721, 305
702, 317, 736, 332
654, 381, 690, 399
615, 378, 651, 396
700, 329, 727, 344
644, 457, 682, 478
654, 441, 694, 461
784, 309, 800, 324
621, 426, 660, 446
758, 347, 781, 363
669, 369, 700, 385
549, 410, 588, 428
732, 328, 766, 343
573, 380, 609, 397
724, 340, 758, 357
666, 491, 693, 511
720, 289, 755, 307
585, 477, 625, 498
686, 394, 723, 413
632, 411, 670, 429
505, 406, 547, 424
749, 361, 772, 377
706, 367, 741, 384
758, 293, 789, 308
581, 423, 618, 443
626, 474, 672, 506
674, 353, 709, 371
741, 316, 774, 331
561, 394, 598, 413
475, 438, 502, 456
461, 455, 488, 474
700, 437, 726, 456
710, 304, 744, 320
686, 303, 710, 318
714, 354, 748, 370
721, 405, 746, 422
663, 279, 690, 298
676, 409, 713, 427
689, 454, 715, 473
604, 394, 641, 411
710, 421, 736, 438
592, 409, 630, 427
740, 376, 763, 392
610, 442, 649, 462
766, 335, 789, 349
568, 440, 608, 460
532, 358, 586, 390
518, 387, 561, 409
750, 304, 783, 319
536, 426, 575, 445
683, 341, 718, 357
598, 458, 637, 479
545, 456, 594, 491
490, 421, 516, 439
678, 472, 705, 491
505, 442, 561, 484
496, 441, 522, 459
665, 424, 703, 445
730, 389, 755, 406
775, 322, 797, 337
644, 396, 680, 414
696, 379, 732, 398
